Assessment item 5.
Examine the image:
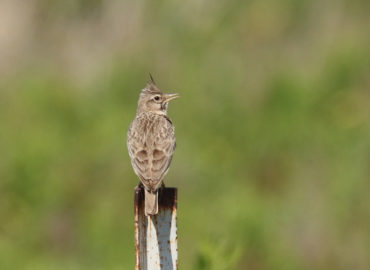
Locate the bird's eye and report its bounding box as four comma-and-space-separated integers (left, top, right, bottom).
154, 96, 160, 101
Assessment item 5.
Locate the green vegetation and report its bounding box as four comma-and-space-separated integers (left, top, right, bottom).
0, 0, 369, 269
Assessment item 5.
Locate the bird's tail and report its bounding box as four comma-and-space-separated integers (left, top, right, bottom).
144, 189, 158, 216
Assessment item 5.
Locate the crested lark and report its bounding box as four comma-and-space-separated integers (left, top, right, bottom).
127, 76, 179, 215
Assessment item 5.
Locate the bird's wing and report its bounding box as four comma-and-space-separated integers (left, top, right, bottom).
149, 117, 176, 190
127, 120, 150, 186
127, 115, 176, 191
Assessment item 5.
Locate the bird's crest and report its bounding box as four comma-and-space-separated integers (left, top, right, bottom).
149, 73, 156, 84
141, 73, 162, 95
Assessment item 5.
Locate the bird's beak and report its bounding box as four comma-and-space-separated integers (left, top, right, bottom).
164, 93, 180, 102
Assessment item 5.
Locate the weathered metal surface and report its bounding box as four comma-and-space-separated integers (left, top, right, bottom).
135, 187, 178, 270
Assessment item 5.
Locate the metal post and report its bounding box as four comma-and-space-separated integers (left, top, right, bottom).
134, 186, 178, 270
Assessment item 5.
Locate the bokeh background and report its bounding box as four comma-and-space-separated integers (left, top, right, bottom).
1, 0, 369, 269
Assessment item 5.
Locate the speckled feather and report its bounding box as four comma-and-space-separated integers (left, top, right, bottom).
127, 112, 176, 191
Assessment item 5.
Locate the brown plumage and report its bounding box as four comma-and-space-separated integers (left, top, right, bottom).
127, 76, 179, 215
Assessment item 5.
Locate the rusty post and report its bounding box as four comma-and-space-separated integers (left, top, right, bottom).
134, 186, 178, 270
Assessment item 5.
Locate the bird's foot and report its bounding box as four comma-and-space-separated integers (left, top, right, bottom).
137, 182, 144, 189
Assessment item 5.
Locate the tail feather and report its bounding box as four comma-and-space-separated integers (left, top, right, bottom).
144, 189, 158, 216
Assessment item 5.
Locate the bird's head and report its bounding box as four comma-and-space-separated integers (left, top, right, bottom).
137, 75, 179, 115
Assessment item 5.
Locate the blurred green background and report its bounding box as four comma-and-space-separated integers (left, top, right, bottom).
1, 0, 369, 269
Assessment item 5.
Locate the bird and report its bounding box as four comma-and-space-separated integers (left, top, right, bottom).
127, 75, 179, 216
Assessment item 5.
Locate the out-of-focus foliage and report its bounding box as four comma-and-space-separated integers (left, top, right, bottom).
0, 0, 369, 269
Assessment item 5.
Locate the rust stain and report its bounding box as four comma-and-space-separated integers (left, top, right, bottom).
135, 186, 178, 269
158, 187, 177, 210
